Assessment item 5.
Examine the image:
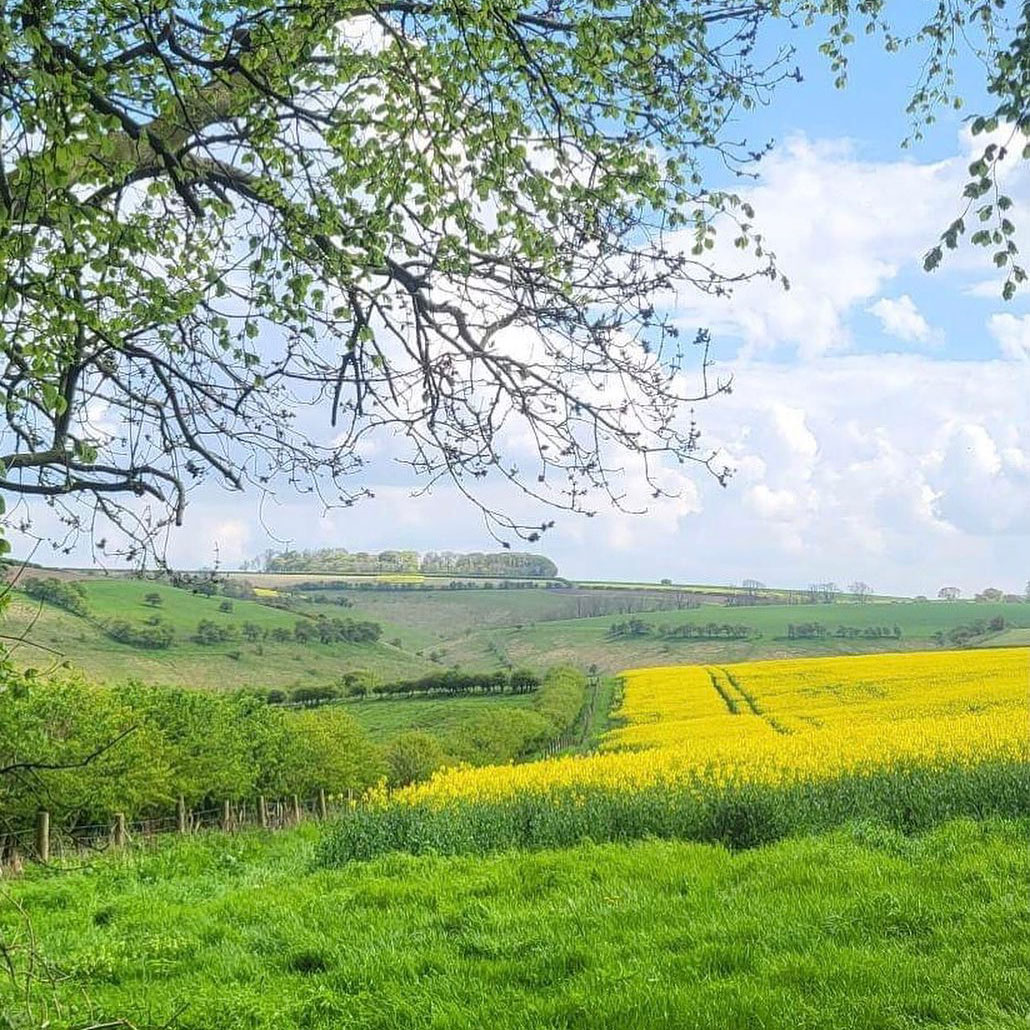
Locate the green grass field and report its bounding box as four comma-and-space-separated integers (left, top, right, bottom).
447, 598, 1030, 674
2, 818, 1026, 1030
5, 572, 1029, 686
344, 692, 539, 743
1, 580, 430, 689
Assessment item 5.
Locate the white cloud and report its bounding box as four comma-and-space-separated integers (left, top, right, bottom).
868, 295, 937, 344
987, 313, 1030, 360
671, 136, 960, 358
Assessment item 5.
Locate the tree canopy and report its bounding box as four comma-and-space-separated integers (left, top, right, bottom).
0, 0, 1024, 557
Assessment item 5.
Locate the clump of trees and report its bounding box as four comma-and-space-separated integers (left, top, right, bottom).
608, 619, 758, 641
21, 577, 90, 617
270, 668, 542, 706
831, 626, 902, 641
362, 669, 540, 700
104, 618, 175, 650
194, 615, 382, 647
421, 551, 558, 579
787, 623, 903, 641
933, 617, 1006, 648
439, 667, 586, 767
193, 619, 239, 645
265, 548, 420, 575
0, 673, 384, 831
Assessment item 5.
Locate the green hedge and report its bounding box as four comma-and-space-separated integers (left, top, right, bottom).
440, 666, 586, 764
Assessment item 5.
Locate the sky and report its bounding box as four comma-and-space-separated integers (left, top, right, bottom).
16, 13, 1030, 598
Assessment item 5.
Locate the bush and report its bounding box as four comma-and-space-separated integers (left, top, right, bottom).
194, 618, 238, 644
21, 576, 90, 617
104, 617, 175, 649
384, 731, 448, 787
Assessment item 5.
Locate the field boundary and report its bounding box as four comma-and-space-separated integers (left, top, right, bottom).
1, 789, 348, 870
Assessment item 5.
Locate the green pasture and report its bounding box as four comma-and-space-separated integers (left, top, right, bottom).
3, 818, 1027, 1030
2, 580, 431, 689
6, 571, 1030, 686
462, 599, 1030, 674
344, 692, 539, 744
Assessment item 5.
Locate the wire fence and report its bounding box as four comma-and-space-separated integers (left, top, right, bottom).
0, 789, 349, 869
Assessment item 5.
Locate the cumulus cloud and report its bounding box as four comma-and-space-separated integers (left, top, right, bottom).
868, 295, 937, 344
987, 313, 1030, 360
670, 136, 961, 357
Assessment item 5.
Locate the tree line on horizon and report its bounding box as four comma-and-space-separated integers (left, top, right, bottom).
249, 548, 558, 579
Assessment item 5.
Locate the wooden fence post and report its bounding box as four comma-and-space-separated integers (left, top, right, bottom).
291, 794, 302, 825
175, 796, 187, 834
258, 795, 268, 829
317, 788, 328, 821
113, 812, 126, 848
221, 800, 232, 831
35, 810, 50, 864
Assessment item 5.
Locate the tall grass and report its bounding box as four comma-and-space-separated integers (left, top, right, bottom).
3, 819, 1029, 1029
319, 760, 1030, 864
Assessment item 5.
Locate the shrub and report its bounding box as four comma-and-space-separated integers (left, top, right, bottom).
21, 576, 90, 617
194, 618, 238, 644
104, 617, 175, 649
385, 731, 448, 787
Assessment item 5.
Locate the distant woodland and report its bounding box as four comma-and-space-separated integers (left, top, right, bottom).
254, 548, 559, 579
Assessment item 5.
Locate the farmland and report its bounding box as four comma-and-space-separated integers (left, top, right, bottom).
5, 571, 1029, 689
322, 648, 1030, 860
2, 569, 1028, 1030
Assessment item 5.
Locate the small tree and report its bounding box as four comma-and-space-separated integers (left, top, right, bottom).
848, 581, 872, 602
143, 592, 163, 608
218, 599, 234, 613
241, 622, 262, 643
384, 731, 448, 788
937, 587, 961, 601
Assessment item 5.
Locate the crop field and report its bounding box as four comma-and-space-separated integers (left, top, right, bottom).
322, 648, 1030, 861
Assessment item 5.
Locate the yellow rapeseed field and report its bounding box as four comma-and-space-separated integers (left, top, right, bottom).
396, 648, 1029, 804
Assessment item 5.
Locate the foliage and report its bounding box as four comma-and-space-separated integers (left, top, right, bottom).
608, 618, 758, 640
420, 552, 558, 579
277, 708, 385, 798
264, 547, 559, 578
19, 577, 89, 617
439, 667, 586, 765
193, 618, 238, 645
0, 668, 384, 827
932, 616, 1006, 647
384, 731, 449, 788
2, 1, 1020, 554
102, 617, 175, 649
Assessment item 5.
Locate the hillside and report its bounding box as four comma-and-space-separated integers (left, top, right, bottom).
4, 572, 1029, 688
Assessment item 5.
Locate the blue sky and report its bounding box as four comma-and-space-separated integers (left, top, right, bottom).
14, 11, 1030, 598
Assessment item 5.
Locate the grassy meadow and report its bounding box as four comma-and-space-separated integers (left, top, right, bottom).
5, 571, 1029, 688
2, 818, 1027, 1030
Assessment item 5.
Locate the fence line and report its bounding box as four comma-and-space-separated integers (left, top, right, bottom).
0, 787, 352, 870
